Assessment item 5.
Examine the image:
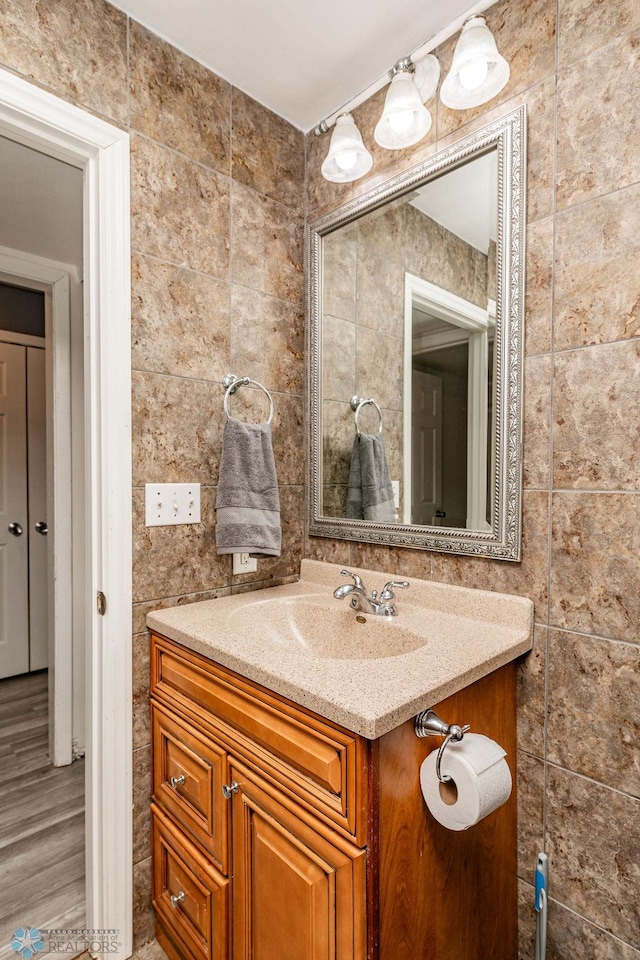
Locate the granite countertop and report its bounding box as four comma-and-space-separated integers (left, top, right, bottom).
147, 559, 533, 739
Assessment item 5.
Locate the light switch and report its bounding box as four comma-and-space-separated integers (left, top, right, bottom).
145, 483, 201, 526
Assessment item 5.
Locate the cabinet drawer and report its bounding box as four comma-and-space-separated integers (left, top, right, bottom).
152, 804, 228, 960
151, 633, 367, 843
152, 702, 228, 873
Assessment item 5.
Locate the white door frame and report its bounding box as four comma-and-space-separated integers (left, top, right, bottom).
0, 70, 133, 957
0, 251, 75, 766
403, 273, 493, 530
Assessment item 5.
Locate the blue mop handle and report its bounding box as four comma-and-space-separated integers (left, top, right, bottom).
535, 853, 548, 960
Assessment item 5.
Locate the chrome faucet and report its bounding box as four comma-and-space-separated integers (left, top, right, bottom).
333, 569, 409, 617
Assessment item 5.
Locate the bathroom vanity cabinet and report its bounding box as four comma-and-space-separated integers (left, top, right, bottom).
149, 631, 517, 960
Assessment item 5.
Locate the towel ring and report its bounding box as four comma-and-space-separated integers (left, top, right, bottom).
350, 395, 383, 435
223, 373, 274, 425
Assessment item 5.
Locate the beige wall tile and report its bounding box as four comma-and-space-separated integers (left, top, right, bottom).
132, 370, 224, 486
436, 0, 556, 141
547, 630, 639, 795
132, 633, 150, 750
547, 899, 640, 959
518, 879, 537, 960
323, 316, 356, 402
523, 354, 551, 489
131, 134, 230, 279
348, 543, 433, 581
432, 491, 550, 620
550, 493, 640, 642
556, 29, 640, 211
557, 0, 640, 68
322, 227, 358, 322
554, 184, 640, 349
129, 20, 230, 175
517, 753, 544, 880
304, 534, 353, 566
525, 217, 553, 356
230, 286, 303, 395
517, 625, 546, 756
132, 745, 151, 864
0, 0, 127, 124
231, 87, 304, 211
133, 857, 154, 949
231, 181, 303, 303
133, 587, 232, 636
553, 341, 640, 489
356, 328, 403, 412
546, 765, 640, 945
131, 254, 230, 380
132, 487, 231, 603
322, 401, 355, 485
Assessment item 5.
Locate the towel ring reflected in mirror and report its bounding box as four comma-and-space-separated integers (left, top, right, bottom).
222, 373, 274, 425
351, 396, 383, 436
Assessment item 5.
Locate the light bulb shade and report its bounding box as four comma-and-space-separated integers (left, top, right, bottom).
374, 72, 432, 150
413, 54, 441, 103
321, 114, 373, 183
440, 16, 510, 110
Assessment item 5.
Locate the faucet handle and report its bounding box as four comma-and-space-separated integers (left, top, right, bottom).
340, 569, 364, 591
380, 580, 409, 600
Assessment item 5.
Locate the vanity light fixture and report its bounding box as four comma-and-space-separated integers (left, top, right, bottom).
373, 62, 436, 151
440, 15, 510, 109
320, 113, 373, 183
316, 2, 509, 182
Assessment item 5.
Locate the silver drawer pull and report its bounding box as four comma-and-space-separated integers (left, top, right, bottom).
170, 891, 185, 908
169, 774, 186, 789
222, 781, 239, 799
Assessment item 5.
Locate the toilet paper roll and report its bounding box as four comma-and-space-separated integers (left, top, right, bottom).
420, 733, 512, 831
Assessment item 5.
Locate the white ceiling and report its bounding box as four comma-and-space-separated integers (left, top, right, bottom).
0, 136, 83, 267
111, 0, 481, 130
410, 150, 497, 254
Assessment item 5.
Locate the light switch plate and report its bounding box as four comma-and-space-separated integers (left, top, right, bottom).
145, 483, 201, 526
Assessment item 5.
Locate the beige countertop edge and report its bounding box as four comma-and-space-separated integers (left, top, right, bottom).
147, 618, 532, 739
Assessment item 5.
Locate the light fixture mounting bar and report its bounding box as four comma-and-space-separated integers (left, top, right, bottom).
312, 0, 498, 135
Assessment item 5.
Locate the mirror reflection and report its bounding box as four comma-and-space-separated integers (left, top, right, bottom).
321, 148, 498, 530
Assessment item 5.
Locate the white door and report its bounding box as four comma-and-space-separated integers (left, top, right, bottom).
0, 341, 30, 678
412, 370, 442, 525
27, 346, 48, 670
0, 341, 48, 679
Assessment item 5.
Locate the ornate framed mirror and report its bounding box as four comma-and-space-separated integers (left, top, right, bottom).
307, 106, 526, 560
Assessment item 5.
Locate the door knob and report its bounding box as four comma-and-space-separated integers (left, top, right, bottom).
8, 522, 23, 537
35, 521, 48, 535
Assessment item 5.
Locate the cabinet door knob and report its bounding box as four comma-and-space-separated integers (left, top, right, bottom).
35, 521, 48, 535
222, 781, 239, 799
169, 774, 186, 789
170, 891, 185, 908
8, 522, 23, 537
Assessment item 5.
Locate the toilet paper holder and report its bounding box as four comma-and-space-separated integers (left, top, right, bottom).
414, 709, 471, 783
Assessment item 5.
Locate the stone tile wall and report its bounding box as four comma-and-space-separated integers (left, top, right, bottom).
306, 0, 640, 956
0, 0, 304, 945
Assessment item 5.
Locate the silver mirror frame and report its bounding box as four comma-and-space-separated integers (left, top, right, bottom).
306, 105, 526, 561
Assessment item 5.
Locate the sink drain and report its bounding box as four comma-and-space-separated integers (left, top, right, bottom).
355, 615, 366, 624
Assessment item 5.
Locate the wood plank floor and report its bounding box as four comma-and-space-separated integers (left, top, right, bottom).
0, 672, 85, 959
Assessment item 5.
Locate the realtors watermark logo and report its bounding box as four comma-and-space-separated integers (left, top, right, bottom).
10, 929, 120, 955
10, 929, 45, 959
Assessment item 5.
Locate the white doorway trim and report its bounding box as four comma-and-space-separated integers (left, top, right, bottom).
403, 272, 493, 530
0, 70, 133, 958
0, 250, 76, 766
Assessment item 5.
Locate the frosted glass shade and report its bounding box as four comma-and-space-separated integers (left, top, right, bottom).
374, 72, 432, 150
440, 16, 510, 110
321, 114, 373, 183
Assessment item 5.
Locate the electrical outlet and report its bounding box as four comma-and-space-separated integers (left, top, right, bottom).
145, 483, 201, 526
233, 552, 258, 575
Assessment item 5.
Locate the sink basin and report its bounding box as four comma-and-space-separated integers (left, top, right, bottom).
225, 595, 426, 660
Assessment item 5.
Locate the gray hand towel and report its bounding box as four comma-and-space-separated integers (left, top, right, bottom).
216, 417, 281, 557
345, 432, 396, 522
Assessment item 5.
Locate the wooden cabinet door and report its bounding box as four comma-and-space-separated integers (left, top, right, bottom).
229, 759, 366, 960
